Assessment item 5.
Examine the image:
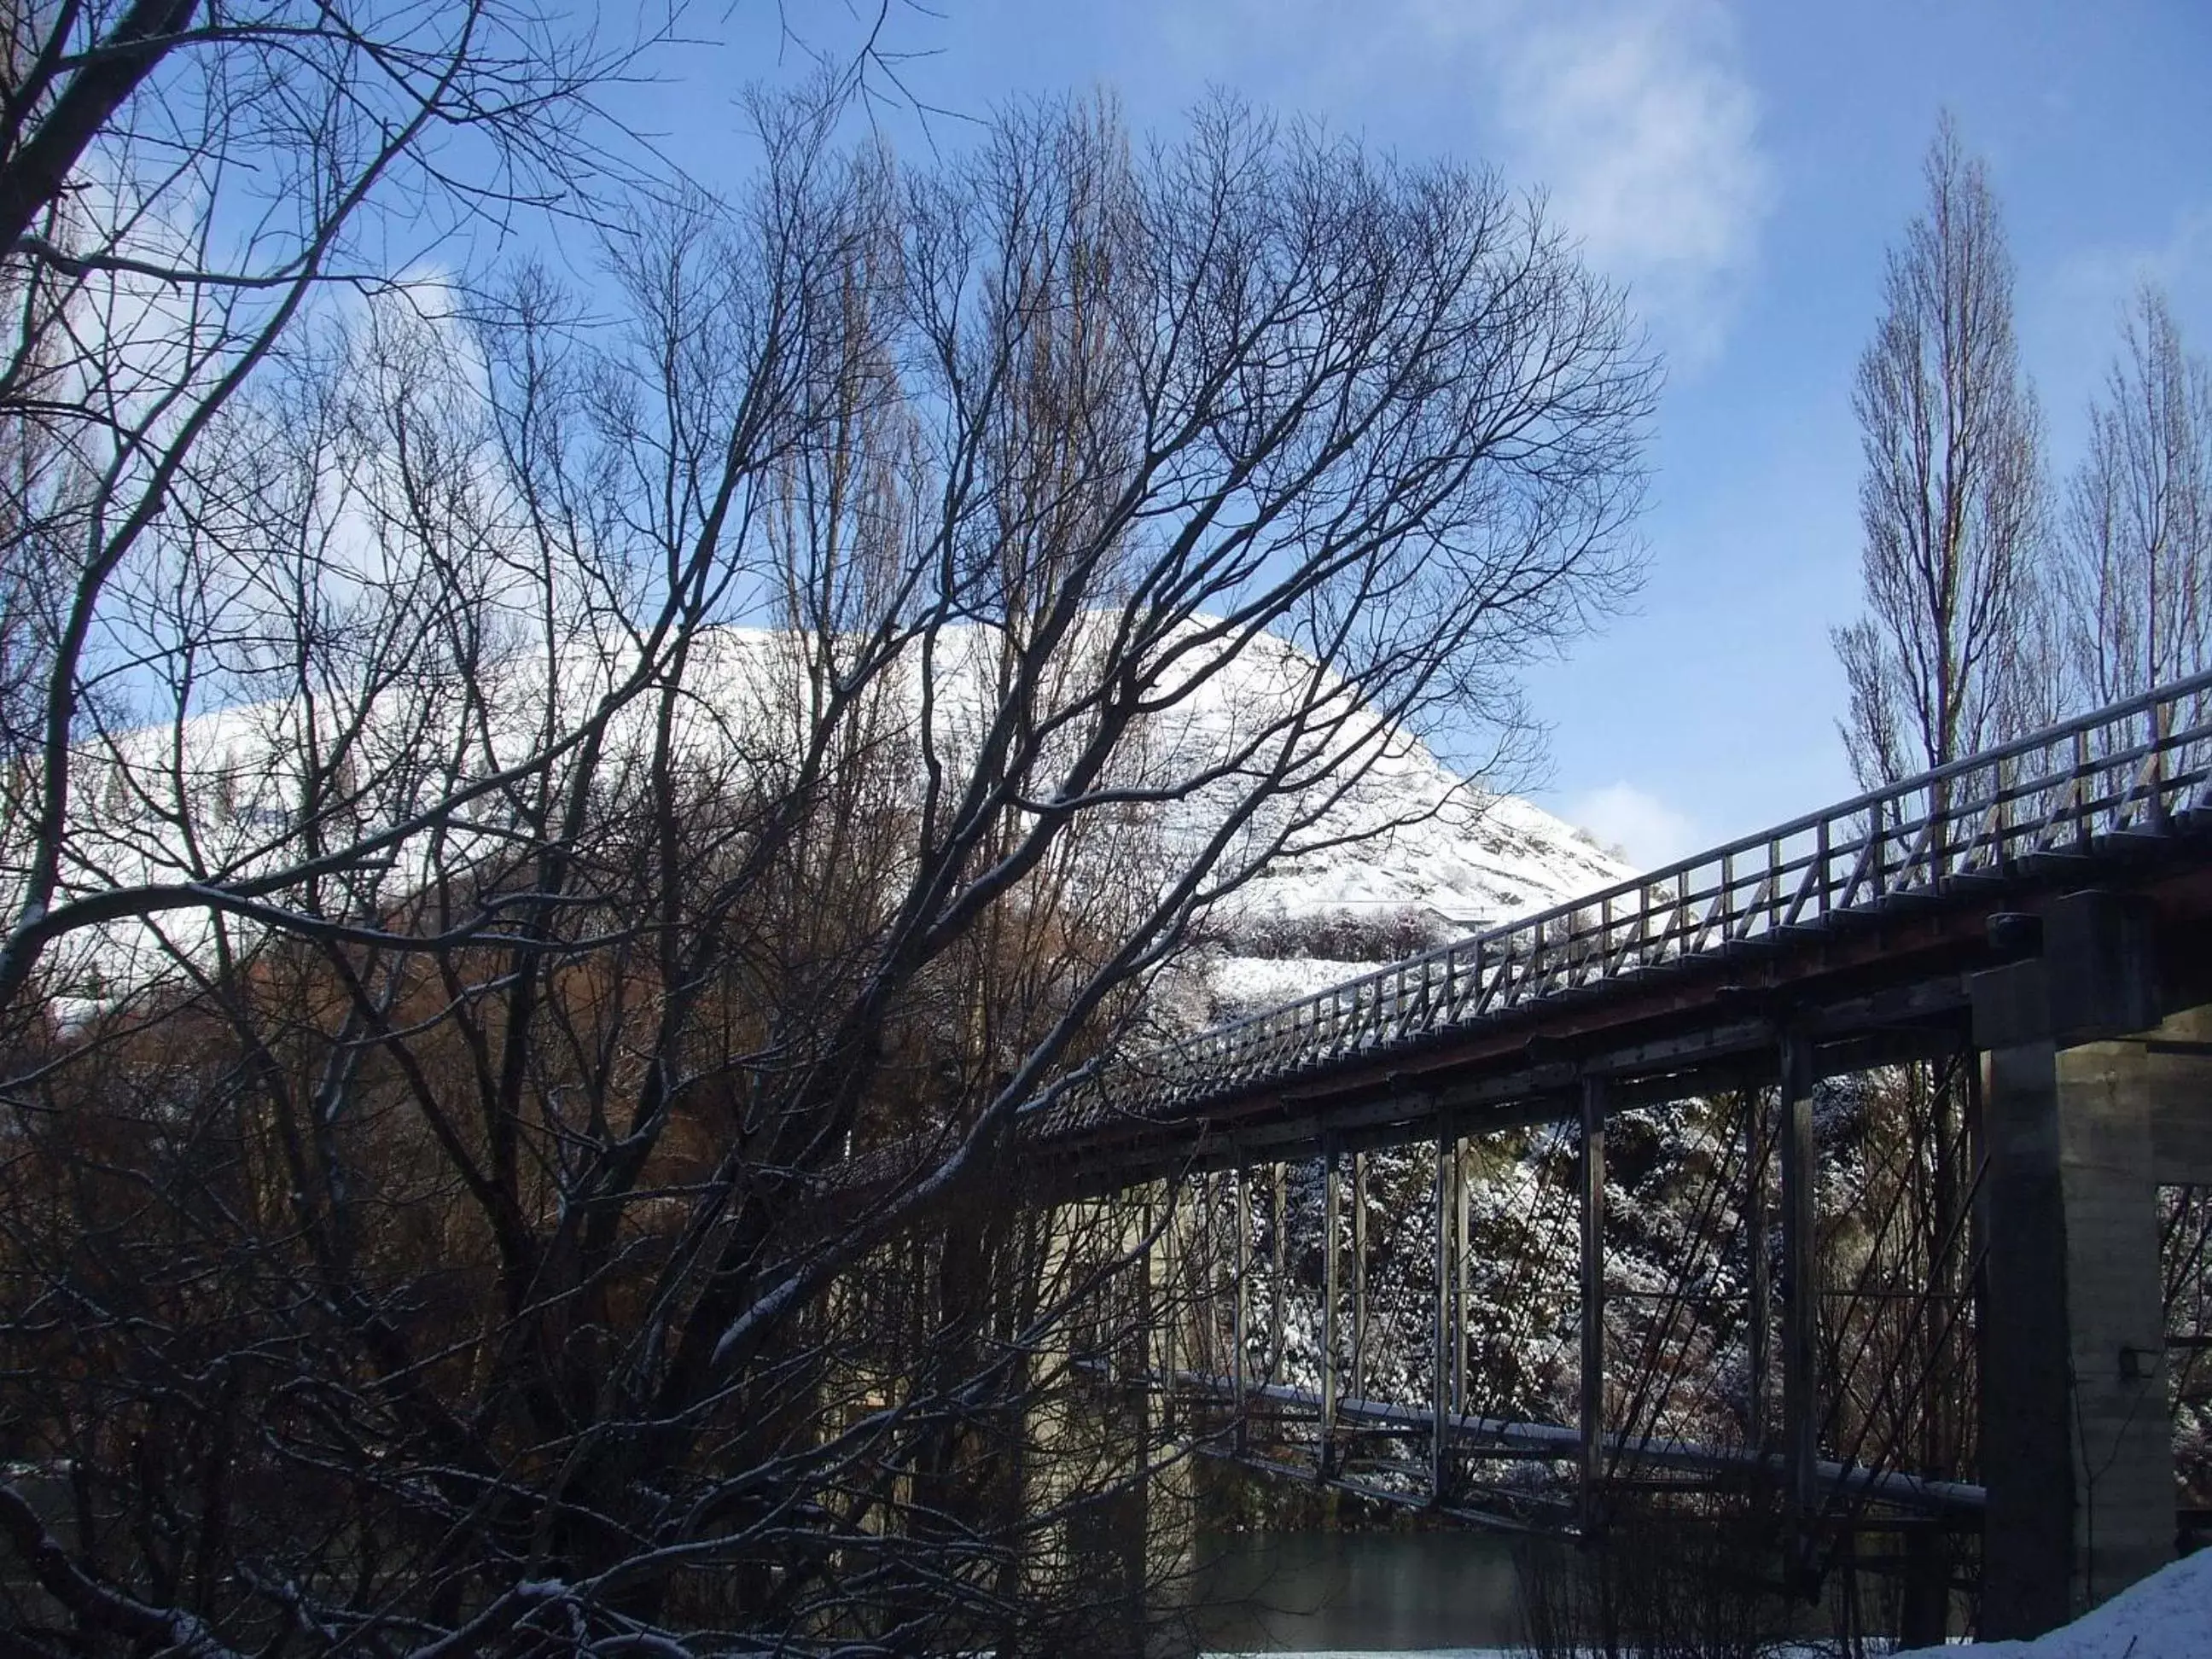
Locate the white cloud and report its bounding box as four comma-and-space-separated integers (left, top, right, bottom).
1564, 780, 1702, 869
1140, 0, 1772, 365
2040, 204, 2212, 451
1434, 0, 1773, 367
2056, 204, 2212, 304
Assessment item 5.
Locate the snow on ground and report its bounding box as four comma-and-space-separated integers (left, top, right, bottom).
1895, 1549, 2212, 1657
1201, 1551, 2212, 1659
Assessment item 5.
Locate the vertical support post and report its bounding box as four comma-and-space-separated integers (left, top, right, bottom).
1779, 1032, 1820, 1530
1322, 1142, 1341, 1478
1454, 1137, 1470, 1413
1117, 1192, 1155, 1656
1233, 1163, 1249, 1454
1352, 1149, 1369, 1406
1271, 1162, 1286, 1380
1749, 1084, 1772, 1456
1433, 1120, 1452, 1500
1196, 1170, 1212, 1379
1160, 1175, 1179, 1429
1580, 1074, 1608, 1533
1136, 1189, 1155, 1393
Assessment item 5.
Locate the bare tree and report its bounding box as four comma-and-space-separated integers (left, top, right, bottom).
0, 0, 658, 1001
1824, 114, 2047, 1646
0, 80, 1654, 1651
2059, 282, 2212, 705
1834, 114, 2047, 789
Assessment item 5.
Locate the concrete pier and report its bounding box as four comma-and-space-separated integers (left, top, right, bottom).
1972, 894, 2202, 1637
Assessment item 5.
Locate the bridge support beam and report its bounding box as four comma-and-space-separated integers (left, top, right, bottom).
1158, 1178, 1178, 1430
1455, 1135, 1470, 1412
1748, 1083, 1772, 1457
1778, 1031, 1819, 1533
1580, 1076, 1608, 1534
1271, 1163, 1286, 1382
1353, 1149, 1369, 1407
1434, 1121, 1456, 1500
1971, 894, 2178, 1639
1233, 1164, 1249, 1455
1322, 1141, 1340, 1479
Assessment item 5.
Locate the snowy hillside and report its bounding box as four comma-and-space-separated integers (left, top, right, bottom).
1184, 738, 1632, 1022
24, 616, 1632, 1022
1048, 618, 1639, 1024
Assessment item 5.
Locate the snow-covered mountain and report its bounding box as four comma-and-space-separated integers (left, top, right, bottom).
1195, 815, 1630, 1021
1179, 725, 1633, 1023
26, 618, 1633, 1020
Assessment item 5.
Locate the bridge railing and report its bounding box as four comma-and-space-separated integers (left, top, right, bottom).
1036, 669, 2212, 1137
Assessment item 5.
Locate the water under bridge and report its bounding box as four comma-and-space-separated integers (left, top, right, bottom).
1002, 668, 2212, 1642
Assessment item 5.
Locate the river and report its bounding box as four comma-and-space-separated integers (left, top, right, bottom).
1185, 1528, 1534, 1654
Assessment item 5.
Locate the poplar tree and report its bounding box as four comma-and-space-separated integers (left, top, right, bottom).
1833, 115, 2046, 789
2061, 283, 2212, 705
1825, 114, 2047, 1646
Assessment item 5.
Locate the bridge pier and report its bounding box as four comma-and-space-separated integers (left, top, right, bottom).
1971, 893, 2194, 1639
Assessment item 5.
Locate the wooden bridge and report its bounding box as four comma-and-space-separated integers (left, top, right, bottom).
1023, 669, 2212, 1642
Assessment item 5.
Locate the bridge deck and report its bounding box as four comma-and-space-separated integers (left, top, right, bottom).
1028, 672, 2212, 1191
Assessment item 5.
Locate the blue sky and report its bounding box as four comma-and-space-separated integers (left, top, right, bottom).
615, 0, 2212, 865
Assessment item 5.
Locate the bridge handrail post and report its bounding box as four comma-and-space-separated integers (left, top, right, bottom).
2074, 727, 2093, 850
1767, 835, 1783, 936
1998, 752, 2019, 859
